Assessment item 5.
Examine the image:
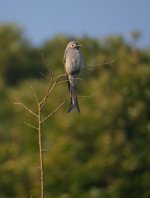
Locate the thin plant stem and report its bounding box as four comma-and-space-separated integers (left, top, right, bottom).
38, 104, 44, 198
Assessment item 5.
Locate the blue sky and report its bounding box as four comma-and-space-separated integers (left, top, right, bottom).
0, 0, 149, 47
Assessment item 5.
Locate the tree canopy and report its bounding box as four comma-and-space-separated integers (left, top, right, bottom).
0, 23, 150, 198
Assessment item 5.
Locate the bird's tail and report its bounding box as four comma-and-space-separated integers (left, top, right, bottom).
68, 85, 80, 113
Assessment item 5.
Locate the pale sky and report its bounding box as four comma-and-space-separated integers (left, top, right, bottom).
0, 0, 149, 47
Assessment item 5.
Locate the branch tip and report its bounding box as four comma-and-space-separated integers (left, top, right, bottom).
41, 100, 66, 123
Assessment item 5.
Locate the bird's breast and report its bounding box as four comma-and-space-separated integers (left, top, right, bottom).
65, 49, 82, 75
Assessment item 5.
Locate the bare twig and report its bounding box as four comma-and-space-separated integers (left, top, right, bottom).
84, 58, 117, 71
56, 77, 83, 85
40, 81, 56, 110
40, 73, 66, 110
41, 50, 54, 82
53, 73, 67, 80
78, 94, 95, 98
14, 102, 38, 118
30, 86, 39, 104
24, 122, 38, 130
41, 100, 66, 123
40, 72, 48, 79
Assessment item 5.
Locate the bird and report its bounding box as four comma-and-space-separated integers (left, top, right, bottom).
63, 41, 83, 112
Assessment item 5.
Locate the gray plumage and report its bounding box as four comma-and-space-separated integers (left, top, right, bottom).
64, 41, 83, 112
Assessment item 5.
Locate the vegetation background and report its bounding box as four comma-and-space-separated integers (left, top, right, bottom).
0, 23, 150, 198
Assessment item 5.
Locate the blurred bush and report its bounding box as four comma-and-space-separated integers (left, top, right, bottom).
0, 23, 47, 85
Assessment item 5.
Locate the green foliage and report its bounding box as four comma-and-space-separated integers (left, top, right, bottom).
0, 23, 47, 85
0, 23, 150, 197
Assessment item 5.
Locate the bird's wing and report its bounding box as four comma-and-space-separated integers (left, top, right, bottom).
63, 49, 70, 90
66, 73, 71, 91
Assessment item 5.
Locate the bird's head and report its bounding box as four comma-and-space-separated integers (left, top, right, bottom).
67, 41, 82, 49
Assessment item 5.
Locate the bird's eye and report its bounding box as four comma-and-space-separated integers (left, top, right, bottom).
71, 44, 75, 47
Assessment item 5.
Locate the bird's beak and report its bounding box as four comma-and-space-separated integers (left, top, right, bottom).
77, 44, 82, 47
